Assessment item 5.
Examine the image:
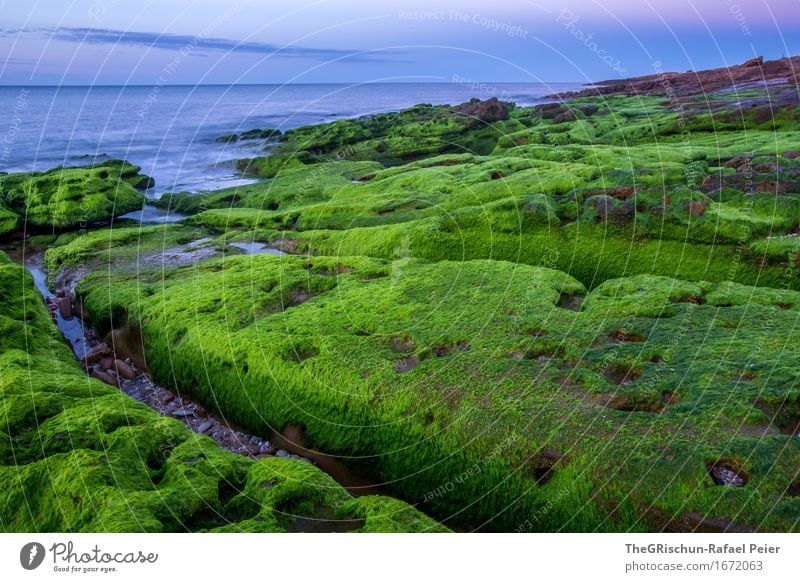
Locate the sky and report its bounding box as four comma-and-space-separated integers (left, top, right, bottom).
0, 0, 798, 85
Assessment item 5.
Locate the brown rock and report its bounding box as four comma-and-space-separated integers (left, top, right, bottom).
453, 97, 510, 123
99, 356, 115, 370
84, 343, 112, 365
688, 200, 709, 217
90, 367, 118, 386
544, 55, 800, 100
553, 109, 577, 124
113, 359, 137, 380
783, 150, 800, 159
742, 56, 764, 68
57, 296, 73, 319
724, 155, 749, 168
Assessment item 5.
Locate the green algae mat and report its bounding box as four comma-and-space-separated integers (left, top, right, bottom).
0, 252, 447, 532
5, 80, 800, 532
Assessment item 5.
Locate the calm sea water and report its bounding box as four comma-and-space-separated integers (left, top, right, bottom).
0, 83, 579, 201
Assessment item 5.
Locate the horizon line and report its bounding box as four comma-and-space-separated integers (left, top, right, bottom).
0, 80, 586, 88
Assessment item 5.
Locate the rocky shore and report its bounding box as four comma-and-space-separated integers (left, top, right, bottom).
2, 55, 800, 533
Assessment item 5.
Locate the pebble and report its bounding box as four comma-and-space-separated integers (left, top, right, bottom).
197, 421, 214, 434
172, 408, 193, 418
275, 450, 291, 458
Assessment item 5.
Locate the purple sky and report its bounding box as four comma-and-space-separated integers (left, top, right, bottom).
1, 0, 797, 85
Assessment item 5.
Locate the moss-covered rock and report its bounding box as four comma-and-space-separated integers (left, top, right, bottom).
73, 253, 800, 532
0, 160, 149, 236
0, 251, 446, 533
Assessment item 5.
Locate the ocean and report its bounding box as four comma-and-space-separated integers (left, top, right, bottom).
0, 82, 581, 219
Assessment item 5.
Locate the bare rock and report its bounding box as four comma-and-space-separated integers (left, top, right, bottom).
84, 343, 112, 365
688, 200, 709, 217
453, 97, 510, 123
114, 359, 137, 380
90, 367, 118, 387
57, 296, 73, 319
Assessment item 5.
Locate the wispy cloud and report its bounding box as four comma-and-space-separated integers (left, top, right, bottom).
0, 27, 407, 63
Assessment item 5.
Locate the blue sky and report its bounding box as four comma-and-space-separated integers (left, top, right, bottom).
0, 0, 797, 85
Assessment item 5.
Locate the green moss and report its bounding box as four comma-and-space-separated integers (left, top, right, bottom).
0, 251, 446, 533
74, 254, 800, 531
0, 160, 148, 235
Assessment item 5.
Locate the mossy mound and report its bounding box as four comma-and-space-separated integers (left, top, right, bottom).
234, 98, 521, 175
0, 252, 446, 533
0, 161, 149, 236
73, 253, 800, 531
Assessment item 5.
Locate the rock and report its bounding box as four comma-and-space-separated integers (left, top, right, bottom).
172, 408, 193, 418
163, 392, 175, 403
724, 155, 749, 168
275, 449, 291, 458
196, 421, 214, 434
90, 367, 118, 387
99, 356, 115, 370
709, 463, 746, 487
742, 56, 764, 68
688, 200, 709, 217
544, 55, 800, 100
113, 359, 136, 380
453, 98, 510, 123
215, 133, 239, 143
57, 296, 73, 319
783, 150, 800, 159
0, 161, 148, 235
553, 109, 577, 124
240, 128, 282, 140
84, 343, 112, 365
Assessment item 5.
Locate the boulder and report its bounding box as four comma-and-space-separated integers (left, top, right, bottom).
454, 98, 510, 123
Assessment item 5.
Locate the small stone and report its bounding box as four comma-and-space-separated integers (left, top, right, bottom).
164, 392, 175, 403
275, 450, 291, 458
196, 421, 213, 434
172, 408, 192, 418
